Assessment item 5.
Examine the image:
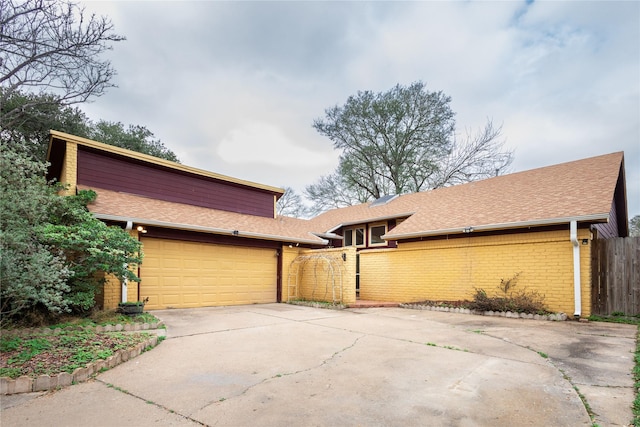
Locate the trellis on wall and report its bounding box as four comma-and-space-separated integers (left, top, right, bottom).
287, 253, 345, 304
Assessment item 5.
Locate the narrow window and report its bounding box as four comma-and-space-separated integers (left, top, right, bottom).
369, 223, 387, 246
355, 228, 365, 246
344, 229, 353, 246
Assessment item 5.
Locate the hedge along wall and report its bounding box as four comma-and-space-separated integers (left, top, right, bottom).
282, 246, 357, 305
359, 228, 592, 316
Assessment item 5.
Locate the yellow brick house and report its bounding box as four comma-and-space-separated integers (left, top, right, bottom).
305, 152, 628, 317
47, 131, 329, 310
47, 130, 627, 317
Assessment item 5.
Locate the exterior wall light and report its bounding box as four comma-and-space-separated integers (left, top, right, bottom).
136, 225, 147, 234
463, 227, 474, 234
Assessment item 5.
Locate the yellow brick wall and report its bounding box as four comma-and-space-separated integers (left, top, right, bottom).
281, 245, 302, 301
101, 229, 141, 310
359, 229, 592, 316
282, 246, 357, 304
58, 141, 78, 195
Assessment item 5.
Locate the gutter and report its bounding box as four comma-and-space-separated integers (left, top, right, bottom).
383, 213, 609, 241
570, 221, 581, 318
94, 213, 328, 246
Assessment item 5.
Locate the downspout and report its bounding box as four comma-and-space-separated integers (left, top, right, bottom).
122, 221, 133, 303
276, 248, 283, 303
570, 221, 581, 318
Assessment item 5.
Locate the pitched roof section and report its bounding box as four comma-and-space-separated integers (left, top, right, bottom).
49, 130, 285, 196
308, 152, 625, 239
81, 186, 326, 245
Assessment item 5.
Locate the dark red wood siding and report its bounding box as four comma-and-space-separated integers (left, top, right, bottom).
76, 148, 275, 217
594, 200, 619, 239
144, 227, 282, 249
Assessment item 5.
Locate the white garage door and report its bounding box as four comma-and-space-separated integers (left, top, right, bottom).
140, 238, 277, 309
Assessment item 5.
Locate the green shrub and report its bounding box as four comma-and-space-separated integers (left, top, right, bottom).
1, 143, 142, 325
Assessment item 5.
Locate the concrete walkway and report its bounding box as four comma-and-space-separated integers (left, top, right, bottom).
1, 304, 636, 426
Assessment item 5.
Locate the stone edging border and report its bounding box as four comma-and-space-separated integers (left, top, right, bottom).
399, 303, 569, 321
0, 322, 165, 395
1, 321, 164, 336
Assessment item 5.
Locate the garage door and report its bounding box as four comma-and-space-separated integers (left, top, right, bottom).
140, 238, 277, 309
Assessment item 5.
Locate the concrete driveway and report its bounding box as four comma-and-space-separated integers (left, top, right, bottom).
1, 304, 636, 426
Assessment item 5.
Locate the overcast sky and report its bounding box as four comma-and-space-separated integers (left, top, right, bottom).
79, 1, 639, 218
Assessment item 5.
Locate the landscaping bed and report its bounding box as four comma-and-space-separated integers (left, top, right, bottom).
0, 311, 165, 394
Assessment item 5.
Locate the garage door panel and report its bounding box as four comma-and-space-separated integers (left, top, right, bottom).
141, 238, 277, 309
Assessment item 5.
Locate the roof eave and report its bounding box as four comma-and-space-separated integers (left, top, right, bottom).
313, 232, 344, 240
325, 212, 415, 234
93, 213, 328, 246
383, 214, 610, 240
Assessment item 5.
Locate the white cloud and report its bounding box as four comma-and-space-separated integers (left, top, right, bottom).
78, 0, 639, 215
217, 122, 335, 168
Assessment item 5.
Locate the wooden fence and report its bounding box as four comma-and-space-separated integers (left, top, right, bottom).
591, 237, 640, 315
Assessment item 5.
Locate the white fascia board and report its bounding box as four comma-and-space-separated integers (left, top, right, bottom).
325, 212, 415, 234
383, 213, 609, 240
94, 214, 328, 246
313, 232, 344, 240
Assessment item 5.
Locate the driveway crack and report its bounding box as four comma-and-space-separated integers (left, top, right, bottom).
198, 334, 365, 411
96, 379, 206, 426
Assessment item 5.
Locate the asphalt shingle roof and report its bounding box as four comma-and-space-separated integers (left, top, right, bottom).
308, 152, 624, 239
81, 152, 623, 244
80, 186, 324, 245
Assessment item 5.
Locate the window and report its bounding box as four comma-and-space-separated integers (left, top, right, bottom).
344, 230, 353, 246
344, 227, 365, 247
369, 223, 387, 246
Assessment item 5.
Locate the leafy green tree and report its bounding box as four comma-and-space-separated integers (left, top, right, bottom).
307, 82, 513, 212
0, 143, 142, 322
630, 215, 640, 237
313, 82, 455, 199
0, 90, 180, 162
0, 144, 72, 321
89, 121, 180, 163
0, 90, 92, 160
41, 189, 143, 311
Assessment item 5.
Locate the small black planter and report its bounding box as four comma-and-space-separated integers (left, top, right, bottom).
117, 302, 144, 315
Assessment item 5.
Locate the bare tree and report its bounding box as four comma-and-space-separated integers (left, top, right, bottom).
0, 0, 125, 128
276, 187, 310, 218
429, 121, 513, 189
304, 172, 371, 216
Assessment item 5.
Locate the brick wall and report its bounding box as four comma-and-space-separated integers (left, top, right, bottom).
282, 246, 357, 304
359, 229, 592, 316
281, 245, 302, 301
59, 141, 77, 195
